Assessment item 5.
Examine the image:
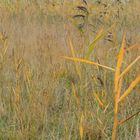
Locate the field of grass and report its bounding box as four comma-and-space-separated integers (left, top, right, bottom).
0, 0, 140, 140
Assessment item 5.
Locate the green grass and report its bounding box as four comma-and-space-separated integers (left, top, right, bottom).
0, 0, 140, 140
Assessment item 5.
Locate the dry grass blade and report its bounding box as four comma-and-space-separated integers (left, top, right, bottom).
62, 56, 115, 71
112, 32, 126, 140
104, 103, 110, 113
118, 75, 140, 103
94, 93, 104, 108
68, 37, 81, 79
126, 44, 140, 51
77, 6, 89, 14
68, 37, 76, 60
72, 83, 80, 106
85, 28, 106, 59
73, 14, 86, 19
119, 56, 140, 79
117, 76, 123, 99
79, 113, 84, 140
114, 32, 126, 92
119, 109, 140, 125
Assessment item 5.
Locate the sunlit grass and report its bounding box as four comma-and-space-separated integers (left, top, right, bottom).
0, 0, 139, 140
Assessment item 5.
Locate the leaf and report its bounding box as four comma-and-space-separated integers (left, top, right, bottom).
119, 109, 140, 125
118, 75, 140, 103
77, 6, 89, 14
73, 14, 85, 19
85, 28, 106, 59
119, 56, 140, 79
94, 93, 104, 107
68, 37, 81, 79
114, 32, 126, 92
62, 56, 115, 71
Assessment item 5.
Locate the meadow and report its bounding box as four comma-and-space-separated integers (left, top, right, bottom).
0, 0, 140, 139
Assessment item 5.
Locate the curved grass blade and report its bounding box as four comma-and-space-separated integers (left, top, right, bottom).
73, 14, 85, 19
85, 28, 106, 59
118, 75, 140, 103
77, 6, 89, 14
112, 32, 126, 140
119, 56, 140, 79
119, 109, 140, 125
114, 32, 126, 92
62, 56, 115, 71
68, 37, 81, 79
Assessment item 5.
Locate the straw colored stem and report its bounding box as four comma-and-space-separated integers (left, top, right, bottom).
62, 56, 115, 71
119, 56, 140, 79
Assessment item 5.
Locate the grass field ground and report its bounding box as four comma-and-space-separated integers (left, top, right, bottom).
0, 0, 140, 140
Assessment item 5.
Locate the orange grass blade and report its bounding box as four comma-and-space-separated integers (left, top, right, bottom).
118, 75, 140, 103
62, 56, 115, 71
94, 93, 104, 107
79, 113, 84, 140
119, 56, 140, 79
117, 76, 123, 99
112, 32, 126, 140
114, 32, 126, 92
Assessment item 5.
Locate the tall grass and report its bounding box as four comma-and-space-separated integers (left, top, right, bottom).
0, 0, 140, 139
63, 32, 140, 140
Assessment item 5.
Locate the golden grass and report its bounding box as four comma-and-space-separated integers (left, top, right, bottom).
0, 1, 140, 139
118, 75, 140, 103
114, 32, 126, 92
79, 113, 84, 140
62, 56, 115, 71
119, 56, 140, 79
94, 93, 104, 108
85, 28, 105, 59
64, 32, 140, 140
112, 32, 126, 140
68, 37, 81, 79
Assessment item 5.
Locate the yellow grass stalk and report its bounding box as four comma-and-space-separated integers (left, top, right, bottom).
16, 58, 23, 71
0, 39, 8, 61
104, 103, 110, 113
112, 83, 122, 140
118, 75, 140, 103
79, 113, 84, 140
12, 85, 20, 104
68, 37, 81, 79
63, 31, 138, 140
119, 56, 140, 79
114, 33, 126, 92
94, 93, 104, 108
115, 76, 123, 103
72, 83, 80, 106
62, 56, 115, 71
0, 32, 5, 42
112, 32, 126, 140
3, 41, 8, 57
